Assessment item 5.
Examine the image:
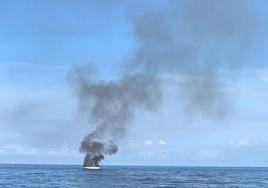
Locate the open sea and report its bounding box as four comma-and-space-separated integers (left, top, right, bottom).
0, 164, 268, 188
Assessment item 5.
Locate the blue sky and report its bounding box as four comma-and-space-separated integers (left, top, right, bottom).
0, 0, 268, 166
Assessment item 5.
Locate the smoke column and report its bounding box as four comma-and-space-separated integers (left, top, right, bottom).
70, 0, 259, 166
70, 66, 160, 166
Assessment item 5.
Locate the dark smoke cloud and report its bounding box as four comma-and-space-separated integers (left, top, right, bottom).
70, 0, 260, 166
130, 0, 259, 117
81, 140, 117, 167
70, 66, 160, 166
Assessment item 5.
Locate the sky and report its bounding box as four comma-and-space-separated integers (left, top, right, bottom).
0, 0, 268, 166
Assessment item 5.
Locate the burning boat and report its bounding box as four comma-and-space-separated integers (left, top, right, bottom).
83, 153, 103, 170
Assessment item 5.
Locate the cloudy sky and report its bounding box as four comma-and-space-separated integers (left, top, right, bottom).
1, 0, 268, 166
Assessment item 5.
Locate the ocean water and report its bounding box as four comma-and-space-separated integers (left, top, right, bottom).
0, 164, 268, 188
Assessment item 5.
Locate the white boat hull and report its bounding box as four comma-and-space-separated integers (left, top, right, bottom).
83, 166, 101, 170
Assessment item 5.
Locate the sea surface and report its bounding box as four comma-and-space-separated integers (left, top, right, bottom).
0, 164, 268, 188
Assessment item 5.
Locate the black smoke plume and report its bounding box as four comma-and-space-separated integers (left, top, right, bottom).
130, 0, 258, 117
70, 66, 160, 166
69, 0, 259, 166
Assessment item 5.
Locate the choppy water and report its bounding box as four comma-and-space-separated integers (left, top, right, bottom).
0, 164, 268, 187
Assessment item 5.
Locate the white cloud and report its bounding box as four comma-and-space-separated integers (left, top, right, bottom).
228, 140, 235, 145
228, 138, 252, 147
238, 138, 250, 146
144, 139, 153, 146
159, 140, 167, 145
